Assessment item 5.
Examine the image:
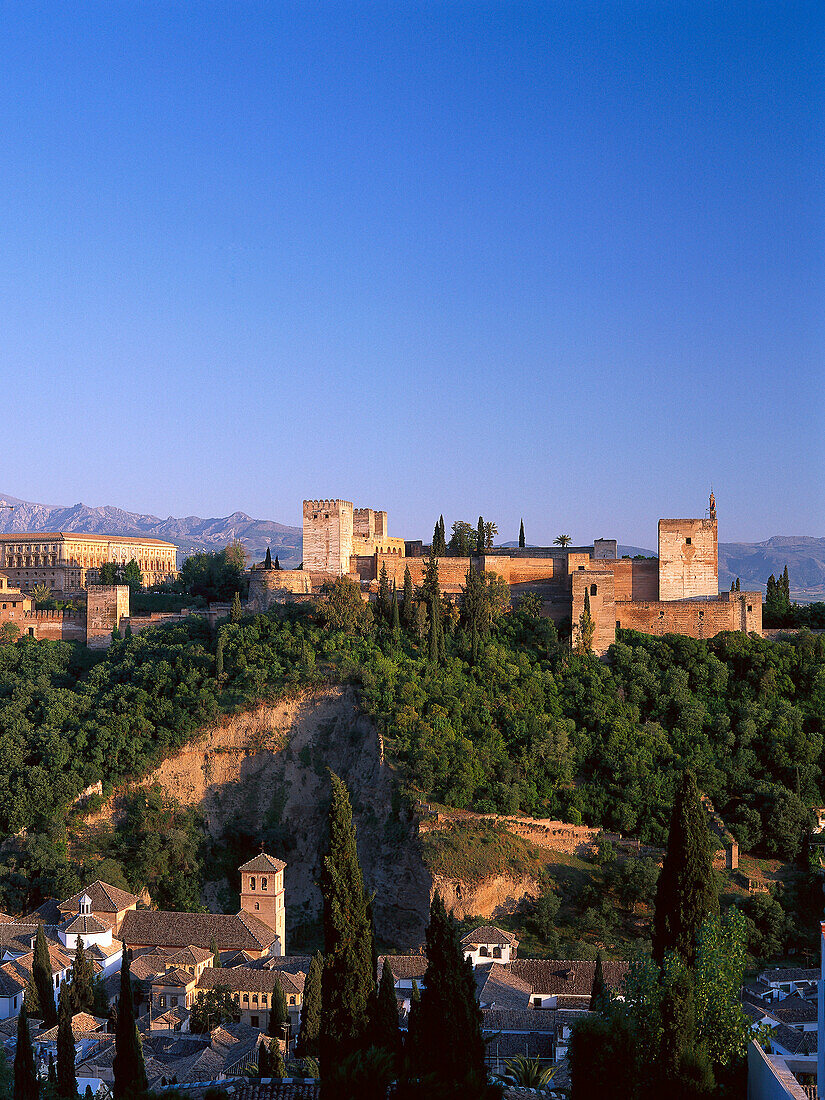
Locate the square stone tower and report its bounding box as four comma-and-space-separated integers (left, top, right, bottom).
658, 495, 718, 601
302, 500, 354, 575
239, 853, 286, 955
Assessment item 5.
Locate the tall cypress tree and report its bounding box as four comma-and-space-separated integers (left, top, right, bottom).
13, 1001, 37, 1100
56, 986, 77, 1100
264, 547, 272, 570
390, 586, 401, 644
402, 567, 415, 632
476, 517, 484, 555
268, 979, 288, 1041
112, 946, 147, 1100
230, 591, 243, 622
296, 951, 322, 1058
69, 939, 95, 1014
407, 893, 487, 1097
209, 936, 221, 968
215, 632, 224, 682
377, 564, 391, 620
653, 770, 718, 966
319, 774, 375, 1091
33, 924, 57, 1027
274, 555, 281, 571
519, 519, 525, 549
590, 951, 610, 1016
373, 962, 401, 1069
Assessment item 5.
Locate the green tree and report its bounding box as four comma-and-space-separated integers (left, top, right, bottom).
317, 576, 373, 635
653, 771, 718, 966
319, 774, 376, 1092
68, 939, 95, 1015
24, 972, 39, 1019
296, 951, 322, 1058
33, 924, 57, 1027
215, 633, 224, 682
476, 517, 484, 555
230, 592, 243, 623
407, 892, 487, 1098
98, 562, 119, 585
122, 560, 142, 591
693, 910, 750, 1071
377, 564, 391, 621
264, 548, 272, 570
274, 554, 281, 570
209, 936, 221, 968
373, 962, 401, 1069
390, 586, 401, 645
13, 1002, 37, 1100
432, 518, 447, 556
569, 1011, 636, 1100
483, 522, 497, 550
112, 946, 147, 1100
402, 567, 415, 633
735, 577, 740, 592
56, 986, 77, 1100
554, 534, 572, 547
189, 987, 240, 1034
576, 588, 595, 655
449, 521, 475, 557
257, 1042, 272, 1077
268, 979, 288, 1041
590, 951, 610, 1016
518, 519, 525, 549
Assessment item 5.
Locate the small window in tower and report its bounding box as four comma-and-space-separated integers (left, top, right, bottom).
261, 877, 268, 891
698, 610, 704, 620
686, 537, 692, 545
747, 605, 752, 612
659, 611, 665, 619
578, 565, 585, 571
590, 584, 597, 596
250, 877, 256, 890
255, 902, 260, 910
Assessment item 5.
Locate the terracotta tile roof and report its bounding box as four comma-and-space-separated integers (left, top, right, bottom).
59, 882, 140, 916
152, 968, 195, 989
461, 925, 519, 948
222, 1082, 320, 1100
767, 994, 817, 1025
481, 1009, 556, 1033
379, 954, 429, 981
510, 958, 629, 997
35, 1013, 107, 1042
258, 955, 311, 976
17, 900, 63, 925
168, 945, 214, 966
760, 967, 819, 984
121, 910, 278, 953
474, 964, 532, 1010
771, 1021, 818, 1056
197, 967, 302, 996
61, 914, 109, 935
0, 964, 25, 998
238, 854, 287, 874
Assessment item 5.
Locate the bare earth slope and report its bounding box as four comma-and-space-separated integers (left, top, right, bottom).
87, 686, 431, 949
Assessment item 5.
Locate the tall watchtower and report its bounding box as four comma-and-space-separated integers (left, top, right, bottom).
302, 500, 354, 575
238, 853, 286, 955
657, 493, 719, 601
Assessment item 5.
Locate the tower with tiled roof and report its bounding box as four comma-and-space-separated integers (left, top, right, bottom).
238, 853, 286, 955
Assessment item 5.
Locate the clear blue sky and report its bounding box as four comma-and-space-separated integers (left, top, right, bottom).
1, 1, 822, 546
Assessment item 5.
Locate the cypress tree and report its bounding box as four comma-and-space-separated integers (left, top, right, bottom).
56, 986, 77, 1100
377, 564, 391, 620
33, 924, 57, 1027
519, 519, 525, 548
296, 951, 322, 1058
268, 979, 288, 1041
428, 604, 440, 664
209, 936, 221, 968
257, 1043, 272, 1077
390, 586, 401, 644
577, 588, 595, 654
373, 963, 401, 1069
230, 592, 243, 623
48, 1053, 57, 1088
431, 520, 442, 555
782, 565, 790, 604
69, 939, 95, 1014
652, 770, 718, 967
112, 946, 147, 1100
735, 577, 740, 592
730, 580, 735, 591
402, 567, 415, 632
264, 547, 272, 570
271, 1045, 286, 1078
590, 951, 610, 1015
476, 517, 484, 555
274, 555, 281, 570
13, 1001, 37, 1100
24, 971, 39, 1018
407, 893, 487, 1097
319, 774, 375, 1090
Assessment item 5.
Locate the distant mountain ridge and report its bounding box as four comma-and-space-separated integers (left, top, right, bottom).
0, 492, 821, 599
0, 492, 302, 564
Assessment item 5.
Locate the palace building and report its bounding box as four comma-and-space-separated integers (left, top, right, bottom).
0, 533, 178, 592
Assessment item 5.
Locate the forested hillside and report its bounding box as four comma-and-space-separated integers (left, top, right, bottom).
0, 591, 822, 920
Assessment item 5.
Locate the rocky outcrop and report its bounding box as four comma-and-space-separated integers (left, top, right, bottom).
432, 873, 540, 921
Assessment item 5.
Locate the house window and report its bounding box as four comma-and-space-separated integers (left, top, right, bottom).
590, 584, 597, 596
479, 946, 489, 957
171, 997, 178, 1007
289, 996, 295, 1005
159, 996, 166, 1008
250, 1015, 259, 1028
493, 947, 501, 958
252, 995, 258, 1005
533, 997, 542, 1008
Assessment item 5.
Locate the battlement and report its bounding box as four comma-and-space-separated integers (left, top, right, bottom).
23, 609, 82, 620
303, 499, 353, 511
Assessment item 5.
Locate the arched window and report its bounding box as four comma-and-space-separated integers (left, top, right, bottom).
249, 876, 256, 891
261, 877, 268, 891
479, 946, 489, 957
590, 584, 597, 596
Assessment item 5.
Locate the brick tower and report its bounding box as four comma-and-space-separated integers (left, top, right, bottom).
238, 853, 286, 955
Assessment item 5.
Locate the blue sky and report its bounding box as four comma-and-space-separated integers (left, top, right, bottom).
0, 1, 822, 546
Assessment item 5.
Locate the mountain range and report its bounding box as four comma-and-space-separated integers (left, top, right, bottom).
0, 493, 822, 601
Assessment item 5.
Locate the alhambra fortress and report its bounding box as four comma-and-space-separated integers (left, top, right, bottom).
0, 493, 761, 651
248, 492, 762, 653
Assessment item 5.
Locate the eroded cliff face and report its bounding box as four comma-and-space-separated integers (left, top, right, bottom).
87, 686, 432, 950
432, 874, 541, 921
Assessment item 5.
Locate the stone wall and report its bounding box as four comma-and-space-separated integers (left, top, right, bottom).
616, 590, 762, 639
20, 609, 85, 642
571, 571, 616, 654
247, 568, 312, 612
658, 517, 718, 601
86, 585, 130, 648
